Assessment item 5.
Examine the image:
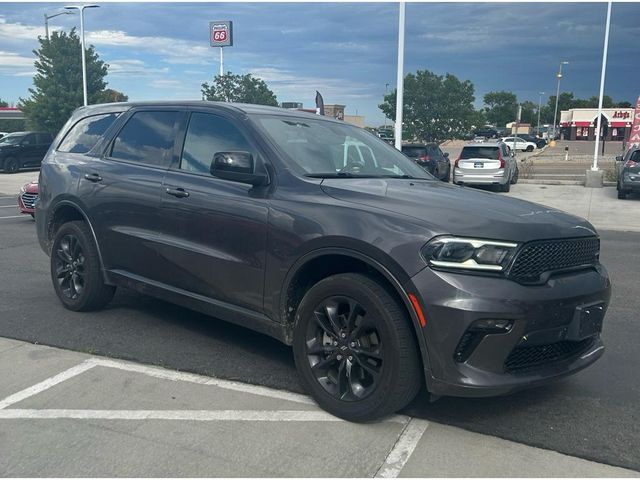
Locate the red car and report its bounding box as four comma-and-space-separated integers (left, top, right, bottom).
18, 180, 38, 218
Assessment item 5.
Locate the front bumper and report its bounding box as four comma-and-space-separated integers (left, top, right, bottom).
621, 173, 640, 191
406, 264, 611, 397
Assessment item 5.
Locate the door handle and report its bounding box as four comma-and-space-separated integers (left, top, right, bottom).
84, 173, 102, 182
165, 187, 189, 198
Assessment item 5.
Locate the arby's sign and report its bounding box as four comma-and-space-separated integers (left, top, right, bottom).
629, 96, 640, 148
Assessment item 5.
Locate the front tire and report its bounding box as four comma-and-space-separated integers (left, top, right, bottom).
293, 273, 421, 422
526, 145, 534, 152
50, 221, 115, 311
3, 157, 19, 173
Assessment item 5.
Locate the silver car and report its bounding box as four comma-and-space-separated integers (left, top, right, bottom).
453, 142, 518, 192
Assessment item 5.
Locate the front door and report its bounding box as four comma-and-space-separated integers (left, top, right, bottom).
158, 111, 269, 313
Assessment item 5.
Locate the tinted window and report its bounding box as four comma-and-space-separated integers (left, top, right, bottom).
180, 113, 253, 174
58, 113, 119, 153
402, 146, 427, 158
460, 146, 500, 160
630, 150, 640, 163
36, 133, 53, 145
111, 111, 178, 167
22, 134, 36, 146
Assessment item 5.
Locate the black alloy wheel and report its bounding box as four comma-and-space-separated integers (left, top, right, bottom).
50, 221, 116, 311
53, 233, 86, 300
4, 157, 19, 173
293, 273, 421, 422
305, 296, 383, 402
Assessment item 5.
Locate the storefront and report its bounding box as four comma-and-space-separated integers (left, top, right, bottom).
559, 108, 633, 141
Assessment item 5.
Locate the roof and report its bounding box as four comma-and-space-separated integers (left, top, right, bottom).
465, 142, 502, 147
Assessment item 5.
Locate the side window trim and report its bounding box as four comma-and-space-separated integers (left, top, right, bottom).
105, 109, 183, 170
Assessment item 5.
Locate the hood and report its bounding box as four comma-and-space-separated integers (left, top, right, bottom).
320, 178, 596, 242
22, 181, 38, 194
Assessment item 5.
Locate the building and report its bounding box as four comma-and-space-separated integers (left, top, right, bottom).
505, 122, 532, 135
280, 102, 303, 109
343, 115, 365, 128
560, 108, 633, 141
324, 104, 345, 120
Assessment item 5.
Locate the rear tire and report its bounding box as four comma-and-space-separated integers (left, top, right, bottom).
3, 157, 19, 174
617, 183, 627, 199
50, 221, 115, 311
442, 165, 451, 182
511, 167, 519, 185
292, 273, 421, 422
499, 181, 511, 192
526, 145, 534, 152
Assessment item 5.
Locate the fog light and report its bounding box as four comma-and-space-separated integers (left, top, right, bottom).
470, 319, 513, 333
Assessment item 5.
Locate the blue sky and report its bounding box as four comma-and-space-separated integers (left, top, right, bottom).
0, 2, 638, 126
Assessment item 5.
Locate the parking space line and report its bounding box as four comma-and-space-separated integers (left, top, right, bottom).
375, 418, 430, 478
0, 215, 26, 219
0, 409, 356, 422
0, 360, 97, 409
0, 205, 18, 208
91, 357, 318, 406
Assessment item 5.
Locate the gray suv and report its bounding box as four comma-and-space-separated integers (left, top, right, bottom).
616, 146, 640, 199
36, 102, 610, 421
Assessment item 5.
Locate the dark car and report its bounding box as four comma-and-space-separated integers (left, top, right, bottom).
616, 147, 640, 199
401, 143, 450, 181
0, 131, 53, 173
36, 102, 610, 422
473, 126, 498, 139
18, 180, 38, 218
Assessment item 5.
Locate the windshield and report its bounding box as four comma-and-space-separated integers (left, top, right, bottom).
254, 115, 432, 179
460, 146, 500, 160
0, 134, 26, 145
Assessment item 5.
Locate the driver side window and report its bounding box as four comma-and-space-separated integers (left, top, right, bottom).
180, 113, 254, 174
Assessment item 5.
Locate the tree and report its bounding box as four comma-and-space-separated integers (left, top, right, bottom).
96, 89, 128, 103
519, 100, 537, 125
19, 29, 110, 133
483, 91, 518, 127
378, 70, 478, 143
201, 72, 278, 106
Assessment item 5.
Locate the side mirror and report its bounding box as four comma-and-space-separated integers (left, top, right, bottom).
615, 155, 623, 162
210, 152, 269, 186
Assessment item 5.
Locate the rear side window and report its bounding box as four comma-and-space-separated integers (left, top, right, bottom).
402, 146, 426, 158
630, 151, 640, 163
36, 133, 53, 145
111, 111, 179, 167
58, 113, 119, 153
460, 146, 499, 160
180, 113, 254, 174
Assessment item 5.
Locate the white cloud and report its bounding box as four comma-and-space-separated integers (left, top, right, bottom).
0, 16, 46, 41
107, 59, 169, 77
0, 50, 34, 76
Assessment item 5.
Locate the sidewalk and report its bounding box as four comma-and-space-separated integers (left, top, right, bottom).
506, 184, 640, 232
0, 337, 637, 477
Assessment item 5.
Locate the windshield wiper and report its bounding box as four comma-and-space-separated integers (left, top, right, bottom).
304, 172, 377, 178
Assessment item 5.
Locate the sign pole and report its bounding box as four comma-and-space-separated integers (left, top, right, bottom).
592, 1, 612, 172
220, 47, 224, 77
394, 2, 405, 151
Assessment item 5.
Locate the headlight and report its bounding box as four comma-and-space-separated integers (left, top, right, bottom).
422, 236, 519, 273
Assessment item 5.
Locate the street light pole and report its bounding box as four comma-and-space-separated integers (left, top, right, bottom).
384, 83, 389, 129
592, 1, 612, 172
552, 61, 569, 139
537, 91, 545, 136
65, 4, 99, 107
394, 2, 405, 151
44, 10, 75, 41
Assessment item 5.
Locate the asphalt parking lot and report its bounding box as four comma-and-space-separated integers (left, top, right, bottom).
1, 178, 640, 475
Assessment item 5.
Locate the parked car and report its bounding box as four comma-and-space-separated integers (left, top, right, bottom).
36, 102, 610, 421
0, 131, 53, 173
516, 134, 547, 149
473, 126, 498, 139
499, 136, 536, 152
17, 180, 38, 218
401, 143, 450, 181
473, 136, 486, 143
616, 147, 640, 199
453, 142, 518, 192
0, 132, 8, 139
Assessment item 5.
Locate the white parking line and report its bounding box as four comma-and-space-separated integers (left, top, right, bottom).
0, 215, 26, 219
0, 360, 97, 409
0, 205, 18, 208
375, 418, 430, 478
0, 409, 350, 422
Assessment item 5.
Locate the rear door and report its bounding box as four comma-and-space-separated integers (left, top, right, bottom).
34, 133, 53, 167
19, 133, 39, 166
80, 108, 183, 282
458, 146, 502, 175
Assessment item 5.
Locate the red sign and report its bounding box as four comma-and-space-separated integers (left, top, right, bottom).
629, 96, 640, 148
212, 27, 227, 42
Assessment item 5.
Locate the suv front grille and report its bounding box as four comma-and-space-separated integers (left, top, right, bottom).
21, 192, 38, 209
504, 337, 596, 373
508, 237, 600, 283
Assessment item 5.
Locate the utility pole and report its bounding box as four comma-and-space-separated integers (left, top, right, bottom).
65, 4, 100, 107
394, 2, 405, 151
592, 1, 612, 172
384, 83, 389, 129
552, 61, 569, 139
44, 10, 75, 41
536, 91, 545, 136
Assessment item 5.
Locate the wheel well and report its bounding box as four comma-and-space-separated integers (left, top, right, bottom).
48, 204, 85, 241
284, 254, 412, 330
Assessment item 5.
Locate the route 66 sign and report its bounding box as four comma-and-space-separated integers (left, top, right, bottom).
210, 21, 233, 47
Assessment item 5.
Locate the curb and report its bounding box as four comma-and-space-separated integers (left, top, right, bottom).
518, 179, 616, 187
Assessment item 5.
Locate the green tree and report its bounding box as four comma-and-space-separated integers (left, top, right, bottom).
96, 88, 128, 103
519, 100, 537, 125
378, 70, 478, 143
201, 72, 278, 106
483, 91, 518, 127
19, 29, 110, 133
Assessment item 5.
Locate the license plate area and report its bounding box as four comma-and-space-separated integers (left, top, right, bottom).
573, 303, 605, 340
473, 161, 483, 168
